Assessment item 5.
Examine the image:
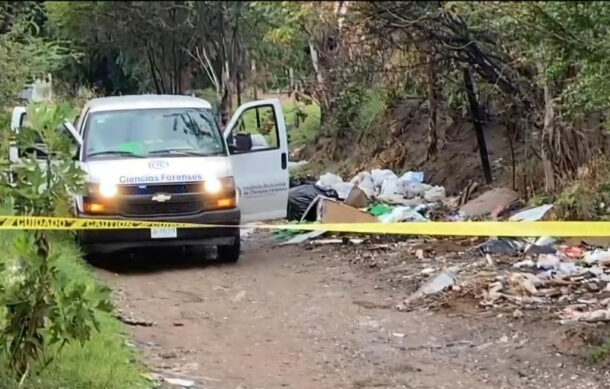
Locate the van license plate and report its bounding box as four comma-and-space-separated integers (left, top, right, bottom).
151, 227, 177, 239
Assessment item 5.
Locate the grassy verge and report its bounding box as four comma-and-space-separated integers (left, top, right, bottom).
590, 339, 610, 364
281, 98, 321, 149
0, 231, 147, 389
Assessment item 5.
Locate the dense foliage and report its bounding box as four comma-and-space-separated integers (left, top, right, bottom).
0, 103, 111, 383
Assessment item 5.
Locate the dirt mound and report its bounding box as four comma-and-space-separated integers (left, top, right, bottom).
304, 100, 516, 195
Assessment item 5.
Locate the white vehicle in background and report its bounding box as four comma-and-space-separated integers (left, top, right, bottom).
10, 95, 290, 262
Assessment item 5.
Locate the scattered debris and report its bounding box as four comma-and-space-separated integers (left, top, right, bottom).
378, 205, 429, 223
344, 186, 369, 208
349, 171, 375, 198
312, 238, 364, 245
459, 187, 519, 218
280, 229, 327, 245
312, 168, 447, 222
232, 290, 247, 303
287, 184, 338, 221
478, 238, 525, 254
116, 312, 156, 327
288, 160, 308, 172
513, 259, 535, 269
423, 186, 446, 202
559, 246, 586, 260
402, 267, 458, 306
368, 203, 393, 217
584, 249, 610, 265
536, 254, 560, 270
164, 377, 196, 387
560, 307, 610, 324
318, 198, 378, 224
508, 204, 553, 221
371, 169, 397, 188
509, 273, 539, 295
524, 236, 557, 255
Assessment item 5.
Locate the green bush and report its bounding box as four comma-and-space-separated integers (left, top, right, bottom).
0, 103, 113, 384
554, 156, 610, 220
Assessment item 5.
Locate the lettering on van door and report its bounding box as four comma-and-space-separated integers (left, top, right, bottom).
241, 182, 287, 198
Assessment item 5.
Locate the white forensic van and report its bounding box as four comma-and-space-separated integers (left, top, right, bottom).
10, 95, 290, 262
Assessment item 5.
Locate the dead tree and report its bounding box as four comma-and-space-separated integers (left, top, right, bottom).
463, 67, 492, 184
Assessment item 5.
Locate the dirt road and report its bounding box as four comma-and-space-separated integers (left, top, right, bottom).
96, 232, 608, 389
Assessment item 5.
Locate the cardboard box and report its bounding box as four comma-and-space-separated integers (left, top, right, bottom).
317, 198, 378, 224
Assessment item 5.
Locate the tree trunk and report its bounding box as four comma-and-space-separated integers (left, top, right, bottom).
250, 60, 261, 127
289, 67, 295, 90
219, 58, 232, 127
463, 67, 492, 184
309, 40, 323, 85
236, 69, 242, 106
541, 73, 556, 192
426, 54, 439, 159
506, 119, 517, 191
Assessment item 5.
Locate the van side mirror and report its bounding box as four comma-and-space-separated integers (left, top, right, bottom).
63, 122, 83, 146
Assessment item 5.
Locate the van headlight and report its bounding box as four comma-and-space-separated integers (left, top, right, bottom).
99, 182, 118, 198
203, 177, 222, 194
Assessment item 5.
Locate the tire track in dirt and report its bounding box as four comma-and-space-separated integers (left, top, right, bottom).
95, 232, 606, 389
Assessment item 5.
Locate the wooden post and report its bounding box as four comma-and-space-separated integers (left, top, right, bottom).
463, 67, 492, 184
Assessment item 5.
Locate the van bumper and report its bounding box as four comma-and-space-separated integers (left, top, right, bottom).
77, 208, 241, 254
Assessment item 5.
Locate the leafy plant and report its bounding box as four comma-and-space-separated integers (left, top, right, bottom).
0, 103, 110, 384
590, 338, 610, 364
554, 156, 610, 220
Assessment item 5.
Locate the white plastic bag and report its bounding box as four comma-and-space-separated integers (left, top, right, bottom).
316, 172, 343, 189
332, 182, 355, 200
399, 171, 424, 183
349, 172, 375, 198
423, 186, 446, 202
403, 181, 432, 198
378, 206, 428, 223
380, 178, 406, 197
371, 169, 397, 188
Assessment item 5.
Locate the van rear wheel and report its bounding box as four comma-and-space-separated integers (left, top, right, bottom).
217, 237, 240, 263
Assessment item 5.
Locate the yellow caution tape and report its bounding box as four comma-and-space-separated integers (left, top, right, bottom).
0, 216, 199, 230
0, 215, 609, 237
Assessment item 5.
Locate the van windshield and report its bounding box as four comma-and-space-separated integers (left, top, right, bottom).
83, 108, 225, 160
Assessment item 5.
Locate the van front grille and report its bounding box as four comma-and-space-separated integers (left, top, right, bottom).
119, 182, 203, 196
120, 201, 203, 216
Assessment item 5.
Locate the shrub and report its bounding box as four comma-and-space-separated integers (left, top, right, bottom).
0, 103, 111, 383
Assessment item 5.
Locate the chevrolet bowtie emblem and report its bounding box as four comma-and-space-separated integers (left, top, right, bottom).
151, 193, 172, 202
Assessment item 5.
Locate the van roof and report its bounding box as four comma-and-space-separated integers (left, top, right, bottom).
86, 95, 213, 113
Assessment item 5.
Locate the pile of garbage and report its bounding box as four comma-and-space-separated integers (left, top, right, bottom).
288, 169, 447, 223
285, 169, 610, 325
393, 226, 610, 323
477, 246, 610, 324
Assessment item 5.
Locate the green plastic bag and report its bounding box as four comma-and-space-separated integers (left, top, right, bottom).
368, 203, 393, 216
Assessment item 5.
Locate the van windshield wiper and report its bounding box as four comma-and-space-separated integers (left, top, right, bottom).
86, 150, 145, 158
148, 148, 221, 157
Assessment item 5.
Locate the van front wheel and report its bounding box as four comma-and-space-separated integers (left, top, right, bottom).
217, 237, 240, 263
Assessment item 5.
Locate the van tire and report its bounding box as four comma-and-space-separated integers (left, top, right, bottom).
82, 249, 103, 266
217, 237, 240, 263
